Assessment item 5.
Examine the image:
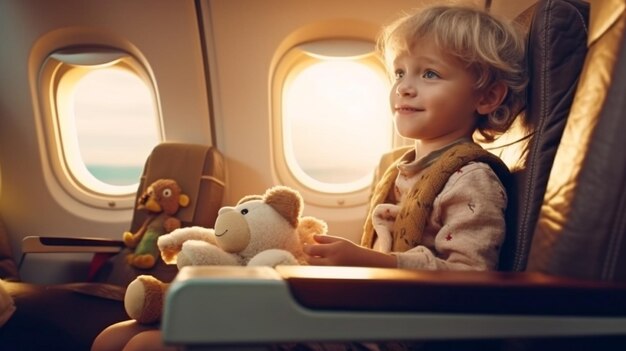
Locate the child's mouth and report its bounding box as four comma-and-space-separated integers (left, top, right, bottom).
395, 105, 422, 112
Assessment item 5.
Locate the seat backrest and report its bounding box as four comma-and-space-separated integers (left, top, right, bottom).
486, 0, 589, 271
527, 0, 626, 282
129, 142, 226, 232
98, 142, 226, 286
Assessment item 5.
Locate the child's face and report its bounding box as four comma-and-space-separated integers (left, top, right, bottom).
389, 36, 482, 148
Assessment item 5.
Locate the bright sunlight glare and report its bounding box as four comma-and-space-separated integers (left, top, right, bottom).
68, 67, 160, 186
283, 60, 392, 190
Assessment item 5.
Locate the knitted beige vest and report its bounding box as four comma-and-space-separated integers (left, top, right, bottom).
361, 142, 510, 252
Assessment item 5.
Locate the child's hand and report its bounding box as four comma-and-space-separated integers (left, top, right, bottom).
304, 234, 397, 267
303, 234, 359, 266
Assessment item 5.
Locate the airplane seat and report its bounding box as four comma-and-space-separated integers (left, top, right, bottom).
0, 142, 226, 350
20, 142, 227, 287
488, 0, 590, 271
526, 0, 626, 282
89, 142, 227, 287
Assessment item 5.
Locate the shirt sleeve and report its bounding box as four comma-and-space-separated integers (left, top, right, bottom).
394, 162, 507, 271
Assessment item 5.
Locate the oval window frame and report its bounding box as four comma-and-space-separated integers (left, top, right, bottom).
38, 46, 163, 209
271, 39, 394, 208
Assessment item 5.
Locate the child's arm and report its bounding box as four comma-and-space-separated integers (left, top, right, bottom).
304, 163, 505, 271
396, 163, 507, 271
304, 234, 397, 267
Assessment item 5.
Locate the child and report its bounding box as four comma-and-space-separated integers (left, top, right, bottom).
92, 4, 526, 351
304, 4, 526, 272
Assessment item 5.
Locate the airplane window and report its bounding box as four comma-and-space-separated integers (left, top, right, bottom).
274, 40, 393, 200
61, 67, 159, 191
39, 48, 162, 207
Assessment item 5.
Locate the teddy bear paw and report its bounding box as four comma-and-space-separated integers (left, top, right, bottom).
125, 275, 167, 324
123, 231, 138, 248
131, 254, 156, 269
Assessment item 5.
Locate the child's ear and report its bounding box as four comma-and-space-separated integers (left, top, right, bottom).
476, 82, 508, 115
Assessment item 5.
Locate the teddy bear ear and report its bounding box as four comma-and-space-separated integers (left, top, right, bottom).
179, 194, 190, 207
264, 186, 302, 228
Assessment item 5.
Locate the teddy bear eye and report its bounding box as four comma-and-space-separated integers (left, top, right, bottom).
162, 189, 172, 198
240, 208, 248, 215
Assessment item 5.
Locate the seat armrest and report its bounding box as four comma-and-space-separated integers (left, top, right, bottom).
162, 266, 626, 345
21, 236, 125, 254
277, 266, 626, 316
19, 236, 127, 284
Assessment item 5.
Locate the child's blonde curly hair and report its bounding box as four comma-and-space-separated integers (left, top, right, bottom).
378, 5, 527, 141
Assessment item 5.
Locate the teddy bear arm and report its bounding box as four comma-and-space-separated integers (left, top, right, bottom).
158, 226, 217, 263
163, 216, 182, 232
123, 219, 150, 248
247, 249, 298, 267
176, 240, 241, 268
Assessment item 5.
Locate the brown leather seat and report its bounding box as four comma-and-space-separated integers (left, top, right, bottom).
527, 0, 626, 282
491, 0, 590, 271
92, 142, 227, 287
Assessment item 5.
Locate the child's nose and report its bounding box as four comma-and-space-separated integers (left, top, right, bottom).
395, 80, 416, 97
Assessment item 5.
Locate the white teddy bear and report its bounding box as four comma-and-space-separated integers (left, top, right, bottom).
124, 185, 327, 324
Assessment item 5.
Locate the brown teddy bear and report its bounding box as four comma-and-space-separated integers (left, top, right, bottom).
123, 179, 190, 269
124, 185, 327, 324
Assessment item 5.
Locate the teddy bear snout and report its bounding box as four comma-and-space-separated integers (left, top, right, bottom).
214, 209, 251, 253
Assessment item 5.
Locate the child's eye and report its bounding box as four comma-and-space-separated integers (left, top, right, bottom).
423, 70, 440, 79
394, 69, 404, 80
